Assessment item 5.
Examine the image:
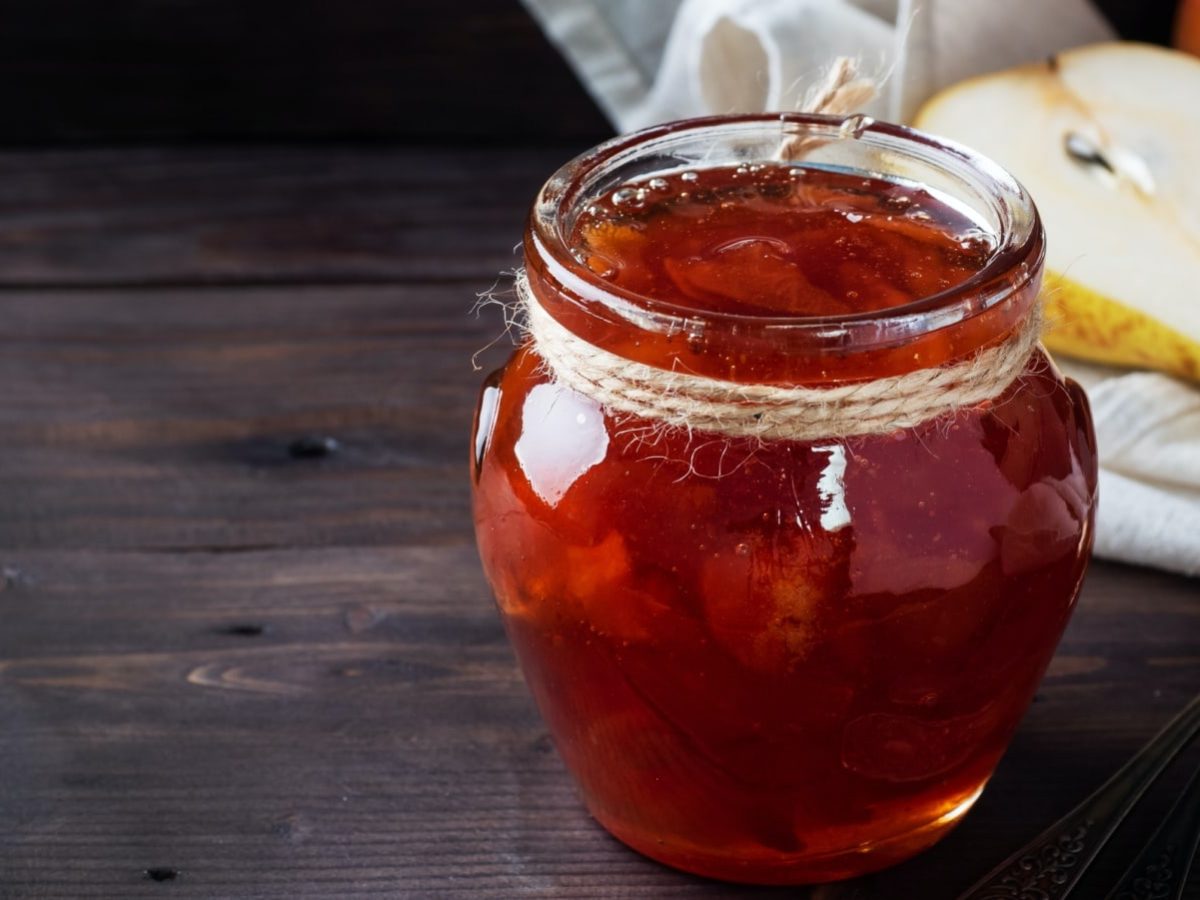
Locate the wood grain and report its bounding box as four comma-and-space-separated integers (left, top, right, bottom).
0, 147, 568, 286
0, 283, 503, 551
0, 147, 1197, 899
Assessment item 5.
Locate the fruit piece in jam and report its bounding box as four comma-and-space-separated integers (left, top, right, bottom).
571, 165, 994, 318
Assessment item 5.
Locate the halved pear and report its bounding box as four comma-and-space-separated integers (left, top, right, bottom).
915, 42, 1200, 381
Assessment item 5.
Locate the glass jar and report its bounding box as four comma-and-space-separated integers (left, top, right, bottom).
471, 114, 1097, 885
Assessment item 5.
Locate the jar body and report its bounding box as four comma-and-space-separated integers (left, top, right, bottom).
471, 343, 1096, 883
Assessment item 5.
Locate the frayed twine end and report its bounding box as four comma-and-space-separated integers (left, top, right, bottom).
471, 269, 529, 372
802, 56, 878, 117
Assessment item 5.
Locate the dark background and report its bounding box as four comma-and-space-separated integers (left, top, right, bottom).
0, 0, 1180, 145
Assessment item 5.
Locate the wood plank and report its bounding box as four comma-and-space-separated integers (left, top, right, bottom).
0, 283, 515, 550
0, 548, 1197, 898
0, 147, 564, 287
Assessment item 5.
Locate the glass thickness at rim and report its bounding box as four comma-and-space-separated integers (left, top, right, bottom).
529, 113, 1045, 348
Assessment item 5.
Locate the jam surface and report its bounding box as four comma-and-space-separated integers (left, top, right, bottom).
473, 163, 1097, 884
570, 165, 994, 318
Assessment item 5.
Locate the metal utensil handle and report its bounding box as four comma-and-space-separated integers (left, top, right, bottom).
957, 692, 1200, 900
1104, 763, 1200, 900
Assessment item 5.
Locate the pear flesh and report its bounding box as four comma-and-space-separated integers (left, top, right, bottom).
915, 42, 1200, 381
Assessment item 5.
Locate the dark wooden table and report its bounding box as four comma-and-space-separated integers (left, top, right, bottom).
0, 145, 1196, 899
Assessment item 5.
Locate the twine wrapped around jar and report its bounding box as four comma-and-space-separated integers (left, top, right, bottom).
518, 270, 1042, 441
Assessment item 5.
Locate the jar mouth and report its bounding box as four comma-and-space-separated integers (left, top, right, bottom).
528, 113, 1044, 352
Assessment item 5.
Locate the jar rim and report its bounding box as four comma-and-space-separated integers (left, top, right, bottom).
528, 113, 1044, 352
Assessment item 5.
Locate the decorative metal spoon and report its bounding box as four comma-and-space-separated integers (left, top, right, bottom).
1103, 764, 1200, 900
957, 692, 1200, 900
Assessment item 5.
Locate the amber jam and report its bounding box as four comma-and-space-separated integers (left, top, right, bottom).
569, 165, 994, 318
472, 116, 1097, 885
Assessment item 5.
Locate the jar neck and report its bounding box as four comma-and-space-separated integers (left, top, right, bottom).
524, 114, 1045, 387
523, 229, 1044, 387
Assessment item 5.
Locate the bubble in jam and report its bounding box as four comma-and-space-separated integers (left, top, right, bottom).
571, 164, 996, 318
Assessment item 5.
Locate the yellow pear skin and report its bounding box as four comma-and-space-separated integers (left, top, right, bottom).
915, 43, 1200, 383
1042, 273, 1200, 380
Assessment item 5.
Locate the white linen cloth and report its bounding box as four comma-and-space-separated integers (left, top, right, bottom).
1062, 363, 1200, 575
519, 0, 1200, 576
520, 0, 1115, 128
